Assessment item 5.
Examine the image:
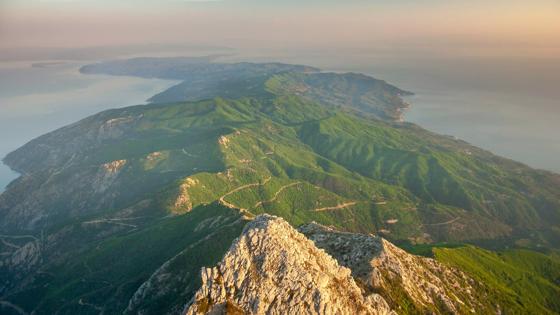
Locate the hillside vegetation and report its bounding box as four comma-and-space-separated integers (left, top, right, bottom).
0, 59, 559, 314
435, 246, 560, 314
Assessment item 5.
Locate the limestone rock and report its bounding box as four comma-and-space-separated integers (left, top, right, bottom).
0, 240, 41, 271
184, 214, 393, 315
92, 159, 127, 193
173, 178, 200, 212
300, 222, 497, 314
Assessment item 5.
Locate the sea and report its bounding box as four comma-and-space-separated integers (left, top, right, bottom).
360, 55, 560, 174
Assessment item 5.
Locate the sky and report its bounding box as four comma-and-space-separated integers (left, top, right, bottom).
1, 0, 560, 58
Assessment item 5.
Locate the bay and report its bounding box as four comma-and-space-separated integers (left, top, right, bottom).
0, 60, 179, 191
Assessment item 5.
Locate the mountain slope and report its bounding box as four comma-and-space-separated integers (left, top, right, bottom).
185, 214, 393, 315
0, 204, 249, 315
434, 246, 560, 314
185, 214, 502, 314
299, 223, 498, 314
0, 60, 559, 314
3, 85, 558, 245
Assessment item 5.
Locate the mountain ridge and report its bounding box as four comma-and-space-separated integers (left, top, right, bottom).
0, 58, 558, 314
185, 214, 499, 314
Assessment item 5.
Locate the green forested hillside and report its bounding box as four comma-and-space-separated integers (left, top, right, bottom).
1, 63, 559, 314
4, 74, 559, 245
434, 246, 560, 314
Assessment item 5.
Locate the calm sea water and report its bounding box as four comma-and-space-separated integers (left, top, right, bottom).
0, 61, 179, 191
362, 56, 560, 174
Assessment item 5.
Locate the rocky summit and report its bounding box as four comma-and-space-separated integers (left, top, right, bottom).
184, 215, 498, 315
184, 214, 392, 315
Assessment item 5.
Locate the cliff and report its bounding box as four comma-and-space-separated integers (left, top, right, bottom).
184, 215, 499, 314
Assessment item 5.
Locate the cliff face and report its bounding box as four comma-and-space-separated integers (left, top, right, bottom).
299, 223, 498, 314
184, 215, 499, 315
185, 215, 393, 315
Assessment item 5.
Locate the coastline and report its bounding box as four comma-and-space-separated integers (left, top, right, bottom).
400, 89, 560, 174
0, 160, 19, 193
0, 60, 181, 193
395, 98, 412, 123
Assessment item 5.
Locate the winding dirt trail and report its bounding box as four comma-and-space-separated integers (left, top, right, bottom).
0, 234, 38, 241
313, 202, 357, 212
181, 148, 198, 158
1, 239, 20, 249
423, 217, 461, 226
219, 177, 272, 211
78, 298, 104, 312
219, 177, 358, 213
82, 217, 141, 228
253, 182, 302, 209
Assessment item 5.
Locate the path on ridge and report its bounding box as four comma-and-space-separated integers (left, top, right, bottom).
313, 202, 358, 212
252, 181, 302, 209
219, 177, 272, 211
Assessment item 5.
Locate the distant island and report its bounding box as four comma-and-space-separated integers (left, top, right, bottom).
31, 61, 67, 68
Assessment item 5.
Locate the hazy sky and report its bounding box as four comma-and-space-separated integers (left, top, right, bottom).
1, 0, 559, 58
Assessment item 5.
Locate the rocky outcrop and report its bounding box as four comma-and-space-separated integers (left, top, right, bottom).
184, 214, 393, 315
92, 159, 127, 193
172, 178, 199, 213
0, 240, 41, 271
185, 216, 499, 315
300, 223, 498, 314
